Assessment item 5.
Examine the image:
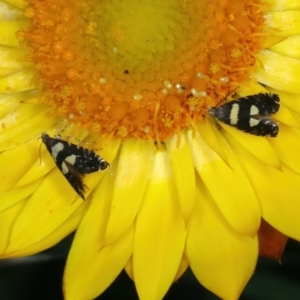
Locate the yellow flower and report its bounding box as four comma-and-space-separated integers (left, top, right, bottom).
0, 0, 300, 299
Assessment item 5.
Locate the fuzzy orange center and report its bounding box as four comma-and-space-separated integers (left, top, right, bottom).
21, 0, 265, 140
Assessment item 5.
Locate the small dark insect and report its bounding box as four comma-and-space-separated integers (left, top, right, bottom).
208, 93, 280, 137
41, 132, 109, 200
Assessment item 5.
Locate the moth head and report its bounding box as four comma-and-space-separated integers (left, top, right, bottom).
40, 132, 50, 143
99, 160, 110, 170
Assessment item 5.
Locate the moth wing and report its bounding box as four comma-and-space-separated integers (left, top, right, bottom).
257, 120, 279, 137
245, 119, 279, 137
252, 93, 280, 115
63, 160, 87, 200
74, 147, 109, 174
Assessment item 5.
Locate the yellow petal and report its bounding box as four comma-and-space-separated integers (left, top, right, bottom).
64, 168, 133, 300
64, 161, 131, 299
261, 165, 300, 240
0, 103, 47, 135
274, 103, 300, 128
269, 35, 300, 59
186, 181, 258, 300
236, 79, 268, 95
124, 256, 134, 280
255, 50, 300, 93
125, 253, 189, 283
217, 123, 281, 169
188, 130, 260, 236
1, 0, 27, 10
268, 124, 300, 175
0, 2, 23, 21
0, 199, 26, 255
134, 150, 186, 300
0, 106, 59, 152
0, 20, 28, 47
289, 109, 300, 125
265, 0, 300, 10
0, 45, 33, 76
4, 168, 83, 254
225, 132, 300, 240
3, 203, 87, 258
262, 36, 286, 49
266, 11, 300, 36
0, 68, 37, 93
0, 178, 43, 211
65, 227, 133, 300
197, 118, 229, 166
15, 149, 56, 187
0, 90, 36, 119
167, 131, 195, 223
65, 165, 116, 259
104, 139, 153, 245
0, 140, 38, 192
174, 254, 189, 281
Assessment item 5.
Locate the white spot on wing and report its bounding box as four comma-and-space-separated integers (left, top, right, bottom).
250, 105, 259, 116
61, 161, 69, 174
249, 118, 260, 127
230, 103, 239, 125
65, 154, 77, 165
51, 143, 64, 161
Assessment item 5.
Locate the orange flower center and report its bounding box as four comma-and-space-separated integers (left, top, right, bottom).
20, 0, 266, 141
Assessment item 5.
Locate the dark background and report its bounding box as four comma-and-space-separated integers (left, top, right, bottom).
1, 235, 300, 300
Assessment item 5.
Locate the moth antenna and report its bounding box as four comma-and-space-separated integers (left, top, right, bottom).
57, 123, 68, 135
65, 136, 96, 146
209, 80, 240, 108
225, 85, 239, 99
54, 126, 97, 147
209, 81, 220, 103
51, 124, 69, 142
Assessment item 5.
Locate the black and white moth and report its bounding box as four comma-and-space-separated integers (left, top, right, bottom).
41, 132, 109, 200
208, 93, 280, 137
